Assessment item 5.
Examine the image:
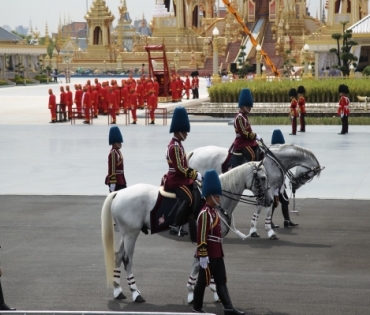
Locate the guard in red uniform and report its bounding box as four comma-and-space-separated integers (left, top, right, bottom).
65, 85, 73, 120
105, 126, 127, 192
91, 86, 99, 118
289, 88, 298, 135
136, 79, 144, 108
192, 76, 199, 99
153, 77, 159, 97
184, 73, 191, 99
228, 88, 262, 169
176, 76, 183, 102
74, 84, 83, 117
170, 76, 177, 102
82, 86, 92, 124
94, 78, 102, 113
147, 89, 157, 124
121, 83, 129, 113
48, 89, 56, 123
165, 107, 202, 236
129, 88, 138, 124
338, 84, 350, 135
108, 87, 117, 124
192, 170, 245, 315
297, 85, 306, 132
59, 86, 67, 121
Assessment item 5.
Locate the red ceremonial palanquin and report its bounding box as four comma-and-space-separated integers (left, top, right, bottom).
232, 111, 257, 151
105, 148, 126, 187
196, 205, 224, 258
165, 137, 197, 190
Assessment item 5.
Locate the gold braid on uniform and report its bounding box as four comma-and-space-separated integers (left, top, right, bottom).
198, 211, 209, 257
237, 116, 256, 140
109, 151, 117, 184
185, 167, 197, 180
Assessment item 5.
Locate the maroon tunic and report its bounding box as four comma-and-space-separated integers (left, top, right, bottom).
165, 137, 196, 190
105, 148, 126, 186
196, 204, 223, 258
232, 111, 257, 151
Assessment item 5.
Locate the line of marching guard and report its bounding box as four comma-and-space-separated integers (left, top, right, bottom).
47, 73, 200, 125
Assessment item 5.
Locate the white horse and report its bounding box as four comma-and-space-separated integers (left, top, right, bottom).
185, 143, 324, 304
187, 143, 324, 239
101, 162, 274, 302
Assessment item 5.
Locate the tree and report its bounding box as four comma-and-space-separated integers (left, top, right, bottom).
282, 49, 297, 77
329, 21, 358, 76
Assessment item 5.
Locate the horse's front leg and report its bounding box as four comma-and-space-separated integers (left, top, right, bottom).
186, 257, 219, 304
113, 237, 126, 299
123, 233, 145, 303
264, 206, 279, 240
249, 205, 262, 237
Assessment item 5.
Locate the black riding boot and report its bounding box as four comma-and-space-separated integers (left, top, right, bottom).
170, 201, 189, 236
217, 284, 245, 315
281, 197, 298, 228
271, 205, 279, 229
0, 282, 15, 311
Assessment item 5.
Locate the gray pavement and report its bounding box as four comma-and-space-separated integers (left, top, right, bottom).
1, 78, 370, 315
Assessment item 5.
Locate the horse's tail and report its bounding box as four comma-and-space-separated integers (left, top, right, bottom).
101, 192, 117, 288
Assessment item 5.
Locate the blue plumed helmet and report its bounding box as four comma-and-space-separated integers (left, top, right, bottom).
202, 169, 222, 198
169, 106, 190, 133
238, 88, 253, 108
109, 126, 123, 145
271, 129, 285, 145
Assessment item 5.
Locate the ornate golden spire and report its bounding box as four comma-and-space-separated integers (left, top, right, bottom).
44, 23, 50, 47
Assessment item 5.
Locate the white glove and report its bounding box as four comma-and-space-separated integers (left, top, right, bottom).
291, 116, 294, 119
299, 113, 301, 117
110, 184, 116, 192
255, 134, 262, 141
196, 172, 202, 181
340, 114, 344, 118
199, 256, 209, 269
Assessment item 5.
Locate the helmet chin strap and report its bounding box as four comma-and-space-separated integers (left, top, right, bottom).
211, 196, 220, 207
179, 132, 185, 140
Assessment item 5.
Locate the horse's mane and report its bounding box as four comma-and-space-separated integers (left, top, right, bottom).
219, 162, 255, 192
270, 144, 321, 176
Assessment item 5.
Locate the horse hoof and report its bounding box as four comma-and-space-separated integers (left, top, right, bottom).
251, 232, 260, 238
115, 292, 126, 300
135, 295, 146, 303
269, 234, 279, 240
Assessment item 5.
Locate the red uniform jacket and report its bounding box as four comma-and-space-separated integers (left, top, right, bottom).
109, 91, 116, 109
48, 94, 56, 109
82, 92, 91, 108
185, 77, 191, 89
338, 96, 350, 116
192, 78, 199, 89
121, 87, 129, 106
170, 80, 177, 99
101, 86, 107, 101
298, 96, 306, 114
66, 91, 73, 106
136, 83, 144, 98
147, 93, 157, 109
232, 111, 257, 151
129, 92, 138, 108
95, 83, 102, 96
74, 90, 82, 105
153, 81, 159, 96
196, 205, 224, 258
146, 81, 154, 96
165, 137, 197, 190
290, 99, 298, 117
60, 91, 66, 105
92, 90, 98, 107
105, 148, 126, 186
114, 88, 121, 108
176, 79, 183, 94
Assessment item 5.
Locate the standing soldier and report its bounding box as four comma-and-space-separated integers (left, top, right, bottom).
297, 85, 306, 132
65, 85, 73, 121
176, 76, 183, 102
170, 76, 177, 103
59, 86, 67, 121
91, 86, 99, 118
192, 169, 245, 315
94, 78, 102, 114
289, 88, 298, 135
165, 107, 202, 236
136, 79, 144, 109
82, 86, 92, 124
192, 75, 199, 99
184, 73, 191, 100
105, 126, 127, 192
74, 84, 83, 118
121, 82, 129, 114
129, 88, 138, 124
101, 82, 108, 115
48, 89, 57, 123
338, 84, 350, 135
153, 76, 159, 97
228, 88, 262, 169
113, 84, 121, 116
147, 89, 157, 124
108, 87, 117, 125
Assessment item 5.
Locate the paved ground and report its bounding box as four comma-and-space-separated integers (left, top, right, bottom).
0, 78, 370, 314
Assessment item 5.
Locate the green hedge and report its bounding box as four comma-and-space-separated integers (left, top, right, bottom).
0, 80, 9, 86
209, 78, 370, 103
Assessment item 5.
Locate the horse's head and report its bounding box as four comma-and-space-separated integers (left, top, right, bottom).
291, 164, 325, 192
249, 161, 274, 207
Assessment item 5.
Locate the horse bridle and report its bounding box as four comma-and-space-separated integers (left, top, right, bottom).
258, 140, 321, 190
221, 162, 270, 207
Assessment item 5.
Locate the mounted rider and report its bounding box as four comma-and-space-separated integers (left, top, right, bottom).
165, 106, 202, 236
228, 88, 262, 169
